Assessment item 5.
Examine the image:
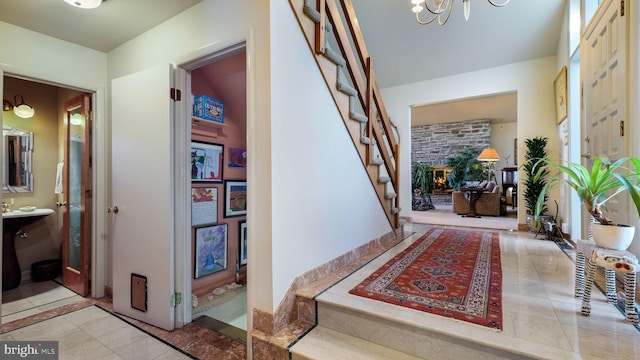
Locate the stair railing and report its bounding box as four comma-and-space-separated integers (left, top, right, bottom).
302, 0, 401, 228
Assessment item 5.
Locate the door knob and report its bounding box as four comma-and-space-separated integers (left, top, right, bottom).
581, 152, 591, 159
107, 206, 119, 214
56, 201, 67, 207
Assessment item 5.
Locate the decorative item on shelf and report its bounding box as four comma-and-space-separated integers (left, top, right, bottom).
521, 136, 549, 233
193, 95, 224, 123
533, 157, 640, 250
411, 0, 510, 26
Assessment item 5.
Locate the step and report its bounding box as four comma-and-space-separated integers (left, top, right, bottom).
289, 326, 422, 360
311, 282, 574, 360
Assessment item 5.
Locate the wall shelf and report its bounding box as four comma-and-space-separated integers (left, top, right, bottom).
191, 117, 227, 137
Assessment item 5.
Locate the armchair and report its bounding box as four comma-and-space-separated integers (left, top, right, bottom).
452, 181, 501, 217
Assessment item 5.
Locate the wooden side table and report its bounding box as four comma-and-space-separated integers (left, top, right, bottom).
460, 187, 483, 218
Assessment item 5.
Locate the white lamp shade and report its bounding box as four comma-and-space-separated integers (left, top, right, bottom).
14, 104, 34, 119
64, 0, 102, 9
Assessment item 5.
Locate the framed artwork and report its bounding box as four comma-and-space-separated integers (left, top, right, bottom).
239, 221, 247, 266
225, 180, 247, 218
191, 141, 224, 183
194, 224, 228, 279
191, 187, 218, 226
553, 66, 568, 124
228, 147, 247, 168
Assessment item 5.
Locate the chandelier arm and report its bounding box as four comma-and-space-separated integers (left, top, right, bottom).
425, 0, 452, 15
438, 5, 454, 26
487, 0, 510, 7
416, 11, 439, 25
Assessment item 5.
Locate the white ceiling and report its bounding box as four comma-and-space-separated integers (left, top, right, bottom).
0, 0, 202, 53
0, 0, 566, 125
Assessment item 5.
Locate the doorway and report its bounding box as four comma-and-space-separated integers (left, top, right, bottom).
2, 76, 93, 322
185, 44, 248, 342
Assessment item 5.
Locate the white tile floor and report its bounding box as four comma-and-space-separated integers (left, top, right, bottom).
309, 223, 640, 359
2, 280, 84, 323
1, 306, 192, 360
4, 222, 640, 359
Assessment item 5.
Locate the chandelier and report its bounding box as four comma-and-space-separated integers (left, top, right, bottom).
411, 0, 510, 26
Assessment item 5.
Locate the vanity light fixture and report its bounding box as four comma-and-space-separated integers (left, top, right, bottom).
12, 95, 35, 119
64, 0, 103, 9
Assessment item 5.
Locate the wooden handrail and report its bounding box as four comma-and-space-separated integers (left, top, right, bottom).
299, 0, 401, 227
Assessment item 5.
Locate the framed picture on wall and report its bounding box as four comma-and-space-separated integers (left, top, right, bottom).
553, 66, 568, 124
224, 180, 247, 218
194, 223, 228, 279
228, 147, 247, 168
239, 221, 247, 266
191, 187, 218, 226
191, 141, 224, 183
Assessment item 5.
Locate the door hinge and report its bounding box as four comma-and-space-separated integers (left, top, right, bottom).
170, 88, 182, 101
170, 292, 182, 307
620, 120, 625, 136
621, 0, 625, 16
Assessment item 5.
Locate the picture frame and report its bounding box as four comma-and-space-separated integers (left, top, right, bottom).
228, 147, 247, 168
553, 66, 568, 124
239, 221, 247, 266
191, 141, 224, 183
194, 224, 228, 279
191, 187, 218, 227
224, 180, 247, 218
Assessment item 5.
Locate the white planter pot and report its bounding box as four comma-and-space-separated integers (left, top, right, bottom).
591, 223, 635, 250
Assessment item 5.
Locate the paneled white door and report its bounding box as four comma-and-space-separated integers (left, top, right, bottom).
582, 0, 627, 230
111, 65, 176, 330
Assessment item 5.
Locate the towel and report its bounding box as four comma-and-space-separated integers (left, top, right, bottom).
54, 162, 64, 194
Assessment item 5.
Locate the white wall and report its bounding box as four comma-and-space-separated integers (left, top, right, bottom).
382, 56, 559, 225
0, 21, 108, 297
107, 0, 390, 316
490, 122, 517, 171
270, 0, 391, 308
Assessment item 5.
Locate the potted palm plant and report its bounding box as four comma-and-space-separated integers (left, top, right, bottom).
522, 136, 552, 232
533, 156, 640, 250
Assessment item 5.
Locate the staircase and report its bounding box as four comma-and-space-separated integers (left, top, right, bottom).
290, 0, 401, 229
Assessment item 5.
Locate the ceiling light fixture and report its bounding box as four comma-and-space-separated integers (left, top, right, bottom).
411, 0, 510, 26
64, 0, 103, 9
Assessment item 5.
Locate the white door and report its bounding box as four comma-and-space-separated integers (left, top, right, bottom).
582, 0, 627, 232
111, 65, 176, 330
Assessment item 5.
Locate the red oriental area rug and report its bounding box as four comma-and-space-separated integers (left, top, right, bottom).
349, 228, 502, 330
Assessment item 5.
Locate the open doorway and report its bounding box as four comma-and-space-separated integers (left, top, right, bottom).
2, 75, 93, 323
409, 92, 518, 221
184, 44, 248, 343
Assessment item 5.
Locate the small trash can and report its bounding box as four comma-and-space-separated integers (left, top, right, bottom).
31, 259, 61, 282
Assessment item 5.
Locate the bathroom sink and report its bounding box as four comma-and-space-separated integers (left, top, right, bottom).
3, 208, 54, 219
2, 208, 54, 290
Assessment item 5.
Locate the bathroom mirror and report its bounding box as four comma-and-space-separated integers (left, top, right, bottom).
3, 124, 34, 193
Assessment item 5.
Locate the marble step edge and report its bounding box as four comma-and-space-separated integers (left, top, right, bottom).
289, 326, 422, 360
314, 294, 576, 360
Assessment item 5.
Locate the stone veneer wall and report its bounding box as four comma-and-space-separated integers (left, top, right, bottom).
411, 119, 491, 167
